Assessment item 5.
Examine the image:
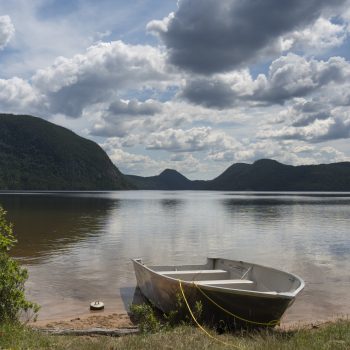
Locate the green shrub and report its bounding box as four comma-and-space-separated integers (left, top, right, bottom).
130, 293, 204, 334
129, 303, 162, 333
0, 207, 39, 323
163, 292, 203, 327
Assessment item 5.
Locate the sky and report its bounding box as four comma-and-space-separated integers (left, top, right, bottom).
1, 0, 350, 179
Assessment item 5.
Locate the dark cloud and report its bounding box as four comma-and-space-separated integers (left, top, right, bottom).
108, 99, 162, 116
294, 100, 328, 114
292, 111, 330, 127
180, 78, 237, 109
151, 0, 346, 74
48, 79, 114, 117
90, 123, 129, 138
313, 118, 350, 142
291, 100, 331, 127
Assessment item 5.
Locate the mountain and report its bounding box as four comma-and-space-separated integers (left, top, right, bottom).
127, 159, 350, 191
2, 113, 349, 191
0, 114, 132, 190
127, 169, 195, 190
207, 159, 350, 191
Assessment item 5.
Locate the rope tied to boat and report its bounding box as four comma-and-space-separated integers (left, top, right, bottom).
178, 279, 280, 335
178, 279, 241, 349
193, 282, 280, 327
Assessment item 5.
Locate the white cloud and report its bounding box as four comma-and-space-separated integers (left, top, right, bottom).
101, 139, 203, 176
90, 99, 195, 138
107, 99, 162, 117
207, 139, 350, 166
145, 127, 239, 153
280, 17, 347, 53
0, 77, 44, 113
181, 54, 350, 108
0, 15, 14, 49
251, 54, 350, 104
32, 41, 174, 117
33, 41, 168, 92
258, 115, 350, 143
147, 12, 175, 35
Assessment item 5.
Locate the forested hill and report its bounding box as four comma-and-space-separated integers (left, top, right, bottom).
0, 114, 132, 190
205, 159, 350, 191
126, 169, 195, 190
126, 159, 350, 191
1, 114, 349, 191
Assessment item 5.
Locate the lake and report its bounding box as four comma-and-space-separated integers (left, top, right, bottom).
0, 191, 349, 324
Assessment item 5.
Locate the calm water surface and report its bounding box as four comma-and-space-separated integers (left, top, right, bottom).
0, 191, 349, 324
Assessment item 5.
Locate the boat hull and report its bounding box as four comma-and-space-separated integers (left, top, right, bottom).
132, 259, 295, 328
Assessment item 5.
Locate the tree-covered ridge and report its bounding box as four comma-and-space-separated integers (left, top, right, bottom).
1, 114, 349, 191
0, 114, 132, 190
127, 159, 350, 191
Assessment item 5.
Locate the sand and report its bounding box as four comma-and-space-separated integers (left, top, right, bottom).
30, 309, 347, 332
31, 311, 136, 330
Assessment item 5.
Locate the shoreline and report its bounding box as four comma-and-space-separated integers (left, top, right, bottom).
29, 308, 348, 332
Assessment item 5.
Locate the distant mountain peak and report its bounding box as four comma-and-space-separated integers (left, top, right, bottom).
160, 168, 181, 176
252, 159, 283, 166
159, 169, 190, 180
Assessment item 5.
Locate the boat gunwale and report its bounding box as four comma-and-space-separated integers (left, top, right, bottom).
132, 258, 305, 300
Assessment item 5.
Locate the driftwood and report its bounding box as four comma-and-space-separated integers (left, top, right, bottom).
33, 327, 140, 337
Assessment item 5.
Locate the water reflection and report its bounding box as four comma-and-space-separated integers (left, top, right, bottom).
0, 194, 119, 263
0, 191, 349, 323
160, 198, 184, 210
222, 198, 288, 221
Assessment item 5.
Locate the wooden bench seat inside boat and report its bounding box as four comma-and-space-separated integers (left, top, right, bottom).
159, 269, 229, 281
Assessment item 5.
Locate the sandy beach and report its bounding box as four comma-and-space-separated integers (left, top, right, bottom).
30, 300, 347, 332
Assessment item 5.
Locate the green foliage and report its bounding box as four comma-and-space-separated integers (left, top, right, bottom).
0, 207, 39, 323
129, 303, 162, 333
163, 292, 203, 327
130, 293, 204, 334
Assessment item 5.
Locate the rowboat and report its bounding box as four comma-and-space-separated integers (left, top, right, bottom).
132, 257, 304, 328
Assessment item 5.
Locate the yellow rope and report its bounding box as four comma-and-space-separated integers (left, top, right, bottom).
193, 282, 280, 327
178, 280, 242, 349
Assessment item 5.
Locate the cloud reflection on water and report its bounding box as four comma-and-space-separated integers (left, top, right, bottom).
0, 191, 349, 322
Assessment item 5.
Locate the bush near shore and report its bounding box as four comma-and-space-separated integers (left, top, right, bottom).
0, 207, 39, 322
0, 319, 349, 350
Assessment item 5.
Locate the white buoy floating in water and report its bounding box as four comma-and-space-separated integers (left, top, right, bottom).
90, 301, 104, 310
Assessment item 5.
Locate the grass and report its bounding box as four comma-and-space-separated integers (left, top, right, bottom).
0, 320, 349, 350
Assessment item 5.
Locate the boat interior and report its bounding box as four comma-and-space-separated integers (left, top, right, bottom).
146, 257, 303, 295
